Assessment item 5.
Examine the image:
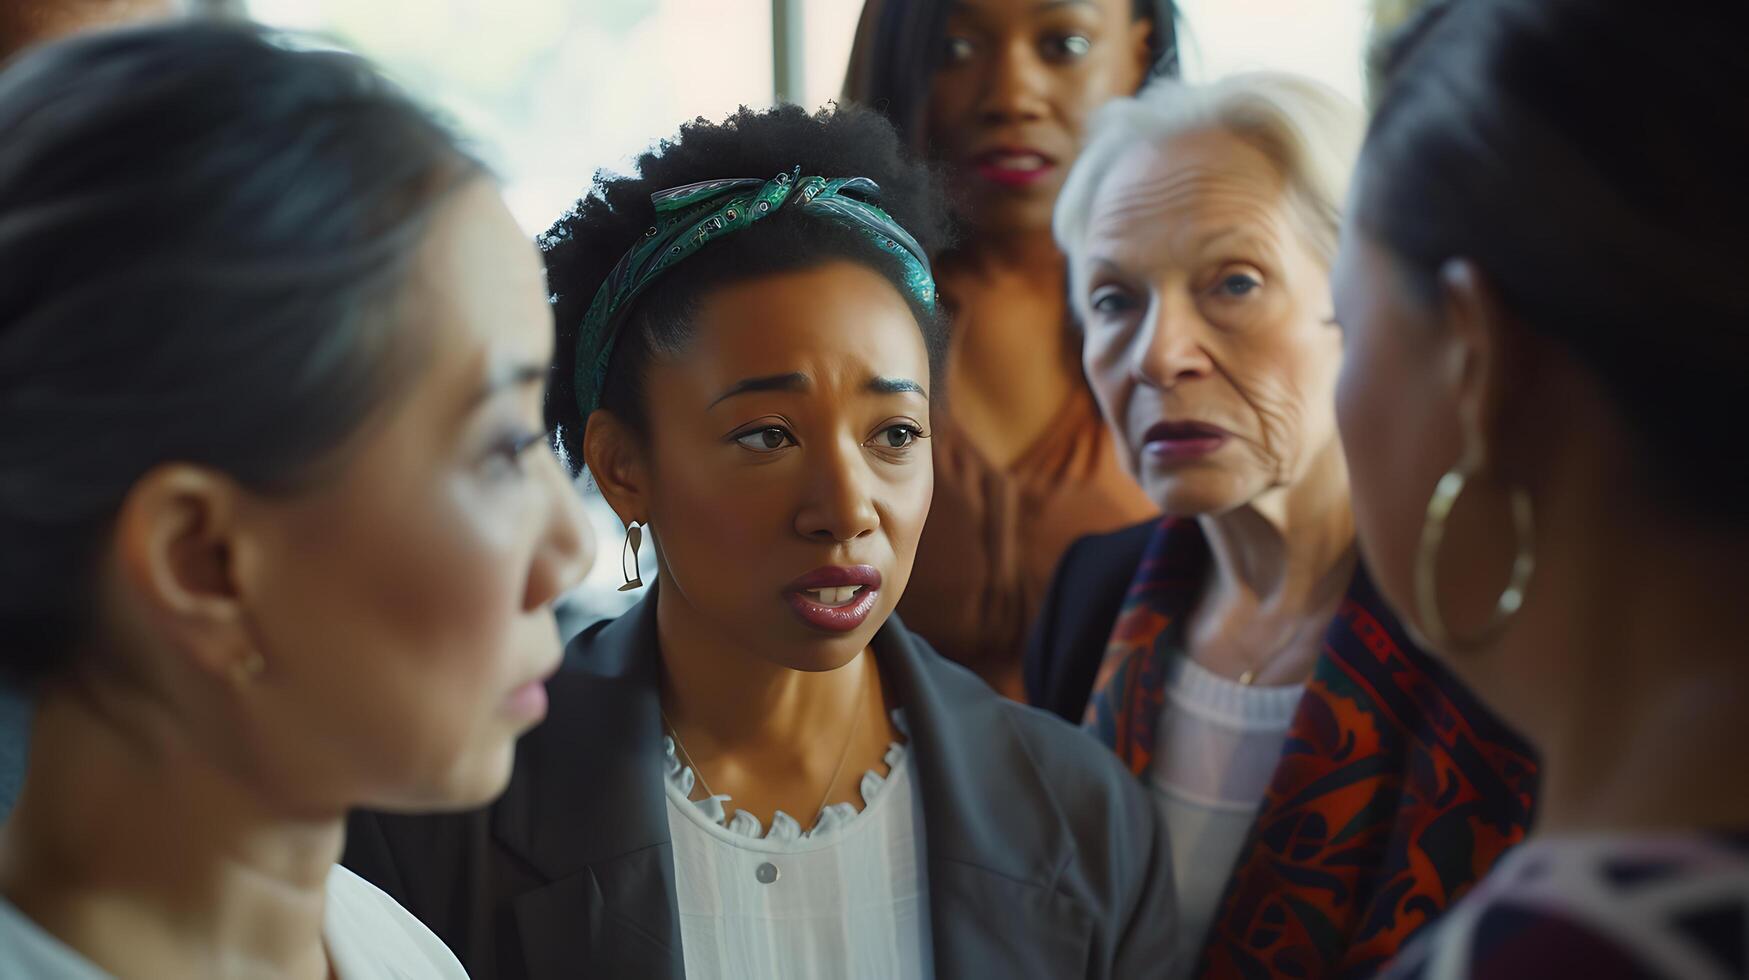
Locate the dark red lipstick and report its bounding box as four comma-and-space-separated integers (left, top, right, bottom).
1142, 420, 1231, 463
972, 147, 1057, 188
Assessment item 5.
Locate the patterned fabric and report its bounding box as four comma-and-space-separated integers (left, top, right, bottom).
1082, 518, 1541, 978
572, 167, 937, 415
1376, 832, 1749, 979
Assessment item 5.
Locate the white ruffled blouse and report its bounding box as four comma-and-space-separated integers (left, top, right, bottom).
662, 711, 933, 980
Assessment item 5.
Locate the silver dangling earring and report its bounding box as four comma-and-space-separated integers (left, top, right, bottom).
1414, 467, 1536, 654
618, 522, 645, 592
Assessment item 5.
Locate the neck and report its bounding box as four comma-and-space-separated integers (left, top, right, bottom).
1198, 441, 1356, 610
945, 226, 1063, 277
654, 579, 876, 763
0, 679, 339, 980
1188, 442, 1357, 683
1498, 487, 1749, 837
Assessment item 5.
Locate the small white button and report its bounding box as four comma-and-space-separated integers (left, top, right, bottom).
755, 862, 780, 884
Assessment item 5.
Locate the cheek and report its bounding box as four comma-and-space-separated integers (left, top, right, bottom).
1082, 326, 1136, 446
1336, 324, 1434, 613
1225, 325, 1343, 477
879, 458, 934, 574
1063, 62, 1131, 131
646, 445, 789, 597
254, 473, 548, 805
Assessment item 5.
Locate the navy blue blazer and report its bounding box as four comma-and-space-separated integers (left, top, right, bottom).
1024, 520, 1154, 724
344, 590, 1178, 979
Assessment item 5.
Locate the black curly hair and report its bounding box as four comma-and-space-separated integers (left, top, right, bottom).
541, 103, 952, 473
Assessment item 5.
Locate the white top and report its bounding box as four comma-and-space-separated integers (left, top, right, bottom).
662, 717, 932, 980
1381, 832, 1749, 980
1147, 655, 1303, 974
0, 864, 467, 980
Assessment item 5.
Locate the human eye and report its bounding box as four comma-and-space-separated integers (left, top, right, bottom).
1089, 284, 1140, 316
1044, 33, 1093, 60
483, 426, 553, 479
731, 425, 797, 453
1211, 267, 1265, 300
877, 423, 923, 449
942, 34, 976, 65
865, 421, 928, 458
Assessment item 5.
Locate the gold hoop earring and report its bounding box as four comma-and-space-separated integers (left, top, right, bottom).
1414, 467, 1535, 654
618, 522, 645, 592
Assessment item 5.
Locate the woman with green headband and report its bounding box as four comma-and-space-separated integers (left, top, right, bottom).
344, 104, 1177, 980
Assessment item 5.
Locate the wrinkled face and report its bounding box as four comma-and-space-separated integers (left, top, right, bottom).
925, 0, 1150, 235
1073, 129, 1345, 516
239, 179, 593, 814
631, 261, 934, 672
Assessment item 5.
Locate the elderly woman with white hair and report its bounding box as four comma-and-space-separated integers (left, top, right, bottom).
1025, 73, 1541, 978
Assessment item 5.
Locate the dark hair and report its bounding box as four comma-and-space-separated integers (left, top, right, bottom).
0, 23, 482, 680
542, 103, 952, 470
842, 0, 1180, 150
1361, 0, 1749, 520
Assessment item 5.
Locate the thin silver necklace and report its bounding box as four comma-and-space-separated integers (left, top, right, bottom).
663, 655, 872, 827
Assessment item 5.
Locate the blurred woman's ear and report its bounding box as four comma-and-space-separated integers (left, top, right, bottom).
109, 464, 258, 683
582, 410, 650, 528
1437, 258, 1530, 475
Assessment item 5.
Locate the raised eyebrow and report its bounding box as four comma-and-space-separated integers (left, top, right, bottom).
708, 371, 810, 407
869, 376, 927, 399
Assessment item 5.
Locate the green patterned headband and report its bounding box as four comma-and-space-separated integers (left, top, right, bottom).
572, 167, 937, 416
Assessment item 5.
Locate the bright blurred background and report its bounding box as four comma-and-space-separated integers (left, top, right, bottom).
0, 0, 1386, 815
241, 0, 1374, 621
247, 0, 1368, 238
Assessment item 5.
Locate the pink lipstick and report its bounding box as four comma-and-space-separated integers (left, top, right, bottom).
784, 565, 882, 633
503, 658, 559, 723
972, 147, 1056, 188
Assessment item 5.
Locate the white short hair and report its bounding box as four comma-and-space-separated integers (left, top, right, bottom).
1054, 72, 1365, 283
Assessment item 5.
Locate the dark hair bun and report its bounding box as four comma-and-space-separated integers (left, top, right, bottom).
0, 23, 478, 679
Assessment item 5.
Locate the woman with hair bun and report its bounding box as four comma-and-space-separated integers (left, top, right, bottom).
1337, 0, 1749, 975
0, 23, 592, 978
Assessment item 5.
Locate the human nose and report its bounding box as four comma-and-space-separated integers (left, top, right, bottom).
1134, 292, 1215, 389
523, 454, 594, 611
978, 40, 1050, 124
793, 437, 879, 544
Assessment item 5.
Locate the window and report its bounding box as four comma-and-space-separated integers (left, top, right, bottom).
1175, 0, 1370, 104
250, 0, 778, 235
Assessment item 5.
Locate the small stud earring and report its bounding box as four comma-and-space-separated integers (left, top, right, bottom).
619, 522, 645, 592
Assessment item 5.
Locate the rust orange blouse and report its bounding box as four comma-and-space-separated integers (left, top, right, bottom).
899, 381, 1158, 698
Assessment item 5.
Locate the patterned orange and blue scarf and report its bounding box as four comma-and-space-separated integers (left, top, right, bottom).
1084, 518, 1541, 978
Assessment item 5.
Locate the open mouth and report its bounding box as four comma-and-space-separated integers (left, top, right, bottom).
972, 147, 1057, 187
784, 565, 883, 633
798, 585, 869, 608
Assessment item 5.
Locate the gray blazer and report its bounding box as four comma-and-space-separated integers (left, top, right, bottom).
344, 591, 1178, 979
